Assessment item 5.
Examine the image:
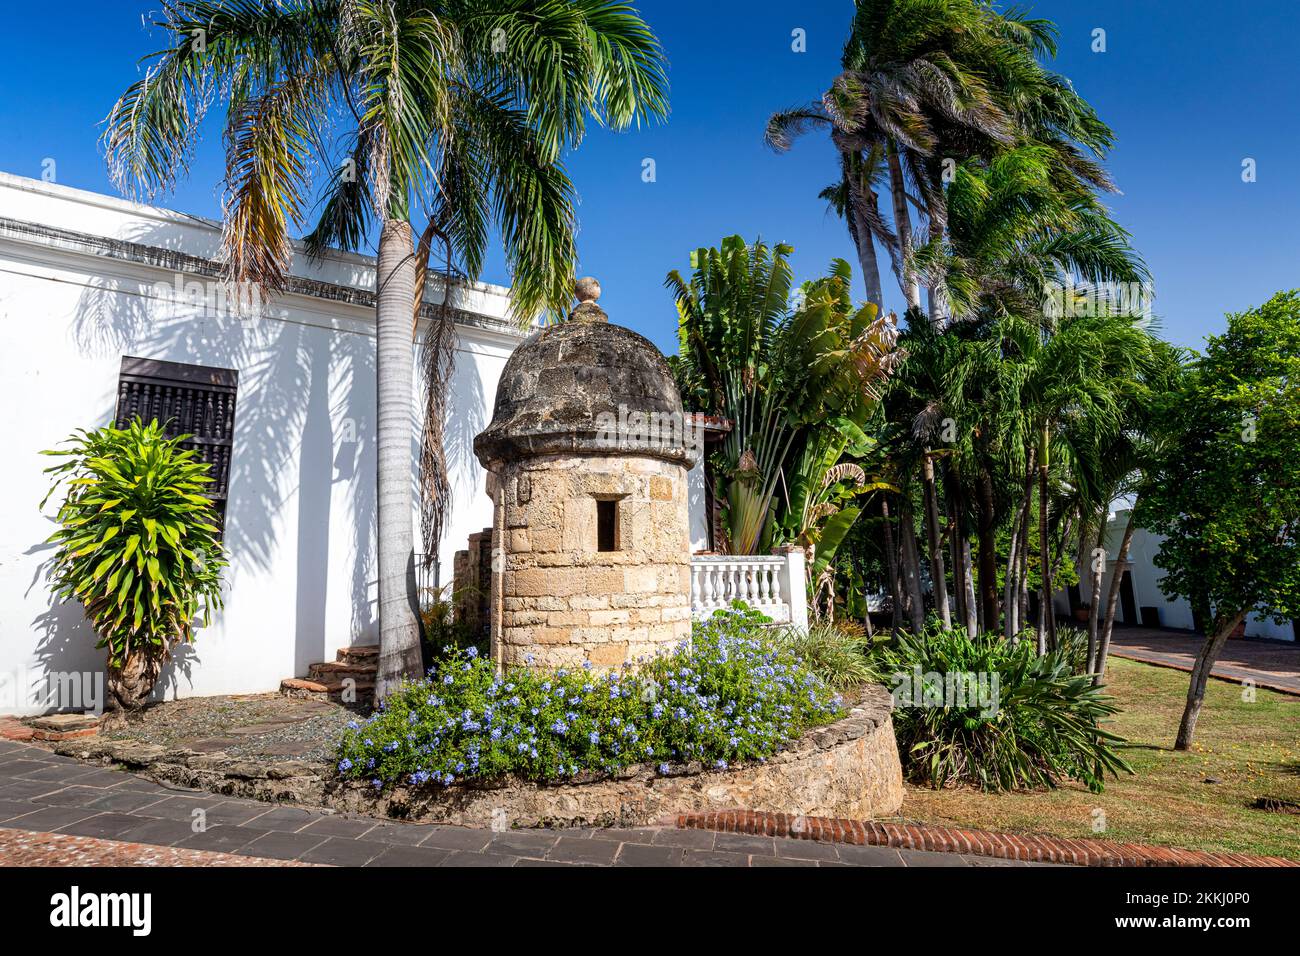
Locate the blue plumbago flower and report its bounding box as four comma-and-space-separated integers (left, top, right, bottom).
588, 731, 600, 744
658, 763, 670, 774
338, 758, 353, 772
552, 720, 569, 734
346, 720, 360, 730
467, 646, 479, 658
714, 760, 728, 770
372, 778, 383, 788
443, 674, 454, 685
363, 738, 374, 747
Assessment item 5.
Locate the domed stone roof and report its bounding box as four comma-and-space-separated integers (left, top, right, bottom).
473, 280, 696, 470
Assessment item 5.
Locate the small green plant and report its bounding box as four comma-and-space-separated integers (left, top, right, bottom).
872, 622, 1131, 793
419, 591, 486, 663
775, 618, 874, 690
336, 602, 843, 787
41, 419, 226, 711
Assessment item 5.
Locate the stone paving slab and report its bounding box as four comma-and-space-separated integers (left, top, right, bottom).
1107, 627, 1300, 695
0, 739, 992, 867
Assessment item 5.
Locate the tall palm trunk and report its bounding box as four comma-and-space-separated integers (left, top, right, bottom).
847, 165, 885, 308
1085, 510, 1106, 674
925, 164, 946, 327
1003, 518, 1021, 640
1093, 504, 1138, 685
1005, 449, 1036, 641
375, 218, 423, 700
946, 476, 976, 637
921, 453, 950, 628
881, 497, 904, 632
885, 141, 921, 311
976, 469, 1000, 632
1038, 427, 1056, 652
898, 501, 926, 632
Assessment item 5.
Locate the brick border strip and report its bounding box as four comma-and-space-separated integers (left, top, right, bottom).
676, 810, 1298, 868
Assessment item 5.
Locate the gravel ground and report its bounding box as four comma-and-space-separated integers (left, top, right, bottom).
101, 694, 355, 764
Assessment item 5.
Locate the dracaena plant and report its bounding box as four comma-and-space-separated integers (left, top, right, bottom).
41, 419, 226, 711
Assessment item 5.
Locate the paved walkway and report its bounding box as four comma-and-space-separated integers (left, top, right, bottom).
1108, 627, 1300, 695
0, 740, 1013, 867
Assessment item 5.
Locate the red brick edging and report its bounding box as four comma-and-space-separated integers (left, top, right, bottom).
676, 810, 1298, 868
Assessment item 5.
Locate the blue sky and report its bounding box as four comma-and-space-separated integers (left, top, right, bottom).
0, 1, 1296, 354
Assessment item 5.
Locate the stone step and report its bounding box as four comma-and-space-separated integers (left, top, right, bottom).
336, 645, 379, 665
308, 660, 378, 682
279, 677, 375, 707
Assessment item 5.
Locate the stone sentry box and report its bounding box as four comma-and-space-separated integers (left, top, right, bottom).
472, 279, 701, 670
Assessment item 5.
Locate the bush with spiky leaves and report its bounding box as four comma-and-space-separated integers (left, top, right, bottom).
872, 623, 1131, 793
41, 419, 226, 708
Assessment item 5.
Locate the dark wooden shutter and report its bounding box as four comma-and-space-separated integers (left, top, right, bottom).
114, 356, 238, 524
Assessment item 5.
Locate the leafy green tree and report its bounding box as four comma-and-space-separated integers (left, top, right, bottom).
1141, 292, 1300, 749
102, 0, 667, 696
41, 420, 227, 713
667, 239, 898, 556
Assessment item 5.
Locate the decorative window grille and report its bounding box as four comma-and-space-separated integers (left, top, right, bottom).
113, 356, 238, 524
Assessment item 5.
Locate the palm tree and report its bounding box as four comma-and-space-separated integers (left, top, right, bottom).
103, 0, 668, 697
765, 0, 1013, 314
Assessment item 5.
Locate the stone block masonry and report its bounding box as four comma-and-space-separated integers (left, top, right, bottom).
490, 455, 693, 669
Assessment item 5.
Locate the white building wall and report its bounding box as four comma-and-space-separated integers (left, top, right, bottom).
0, 174, 524, 713
1064, 507, 1295, 641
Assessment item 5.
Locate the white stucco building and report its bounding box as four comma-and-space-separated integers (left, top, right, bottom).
0, 173, 526, 714
1057, 506, 1296, 642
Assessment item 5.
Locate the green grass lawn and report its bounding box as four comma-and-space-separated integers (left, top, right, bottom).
898, 656, 1300, 859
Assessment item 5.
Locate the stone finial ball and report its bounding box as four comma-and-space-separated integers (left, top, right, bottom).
574, 276, 601, 303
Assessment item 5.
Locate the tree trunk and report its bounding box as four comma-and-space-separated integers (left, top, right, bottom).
885, 141, 921, 311
898, 502, 926, 632
1093, 505, 1138, 685
1003, 515, 1021, 640
1175, 608, 1249, 750
946, 479, 975, 637
847, 164, 885, 309
1038, 429, 1057, 652
105, 648, 162, 714
975, 469, 1000, 632
881, 497, 903, 632
925, 164, 947, 327
1085, 512, 1106, 674
1005, 449, 1036, 641
959, 532, 976, 636
921, 453, 951, 628
375, 218, 424, 700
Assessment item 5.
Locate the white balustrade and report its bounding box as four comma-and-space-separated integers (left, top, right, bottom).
689, 551, 807, 629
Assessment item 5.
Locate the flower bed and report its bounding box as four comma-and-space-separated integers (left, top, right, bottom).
336, 605, 843, 789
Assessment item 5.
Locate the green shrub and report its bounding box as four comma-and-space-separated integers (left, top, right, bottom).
774, 619, 874, 689
873, 623, 1130, 793
418, 593, 486, 662
336, 602, 843, 787
41, 419, 226, 710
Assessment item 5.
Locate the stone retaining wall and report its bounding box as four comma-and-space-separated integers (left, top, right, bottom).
54, 685, 904, 829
